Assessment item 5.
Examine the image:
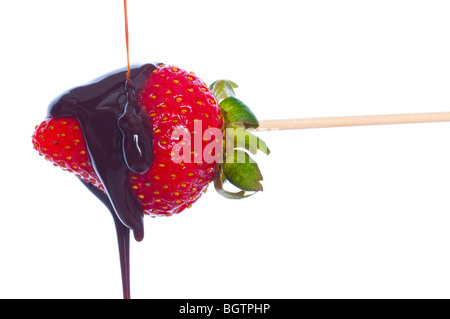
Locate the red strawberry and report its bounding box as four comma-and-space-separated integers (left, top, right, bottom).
33, 64, 267, 219
32, 117, 103, 190
33, 65, 223, 217
131, 65, 223, 216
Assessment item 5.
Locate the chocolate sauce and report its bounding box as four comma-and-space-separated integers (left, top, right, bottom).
82, 181, 131, 299
47, 63, 157, 298
118, 79, 154, 175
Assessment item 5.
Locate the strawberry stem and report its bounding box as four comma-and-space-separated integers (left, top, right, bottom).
211, 79, 270, 198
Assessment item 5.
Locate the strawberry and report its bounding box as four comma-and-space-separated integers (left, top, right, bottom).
32, 64, 268, 217
32, 117, 103, 190
131, 65, 223, 216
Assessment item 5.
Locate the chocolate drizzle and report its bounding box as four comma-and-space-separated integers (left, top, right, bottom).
82, 181, 132, 299
47, 63, 157, 298
118, 79, 154, 175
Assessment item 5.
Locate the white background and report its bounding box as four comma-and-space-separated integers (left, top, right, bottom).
1, 0, 450, 299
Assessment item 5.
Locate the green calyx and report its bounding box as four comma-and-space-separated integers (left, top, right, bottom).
210, 80, 270, 199
220, 97, 259, 130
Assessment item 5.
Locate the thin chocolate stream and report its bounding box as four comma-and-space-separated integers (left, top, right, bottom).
81, 180, 131, 299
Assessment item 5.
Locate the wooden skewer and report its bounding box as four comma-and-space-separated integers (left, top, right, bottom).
255, 112, 450, 131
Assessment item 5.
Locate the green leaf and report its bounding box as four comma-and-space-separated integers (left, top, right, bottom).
213, 166, 253, 199
219, 96, 259, 129
210, 80, 238, 104
226, 125, 270, 156
223, 150, 263, 192
210, 79, 268, 200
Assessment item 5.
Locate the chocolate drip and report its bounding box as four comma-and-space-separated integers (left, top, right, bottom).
47, 63, 157, 298
48, 63, 156, 241
118, 79, 154, 175
81, 181, 131, 299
